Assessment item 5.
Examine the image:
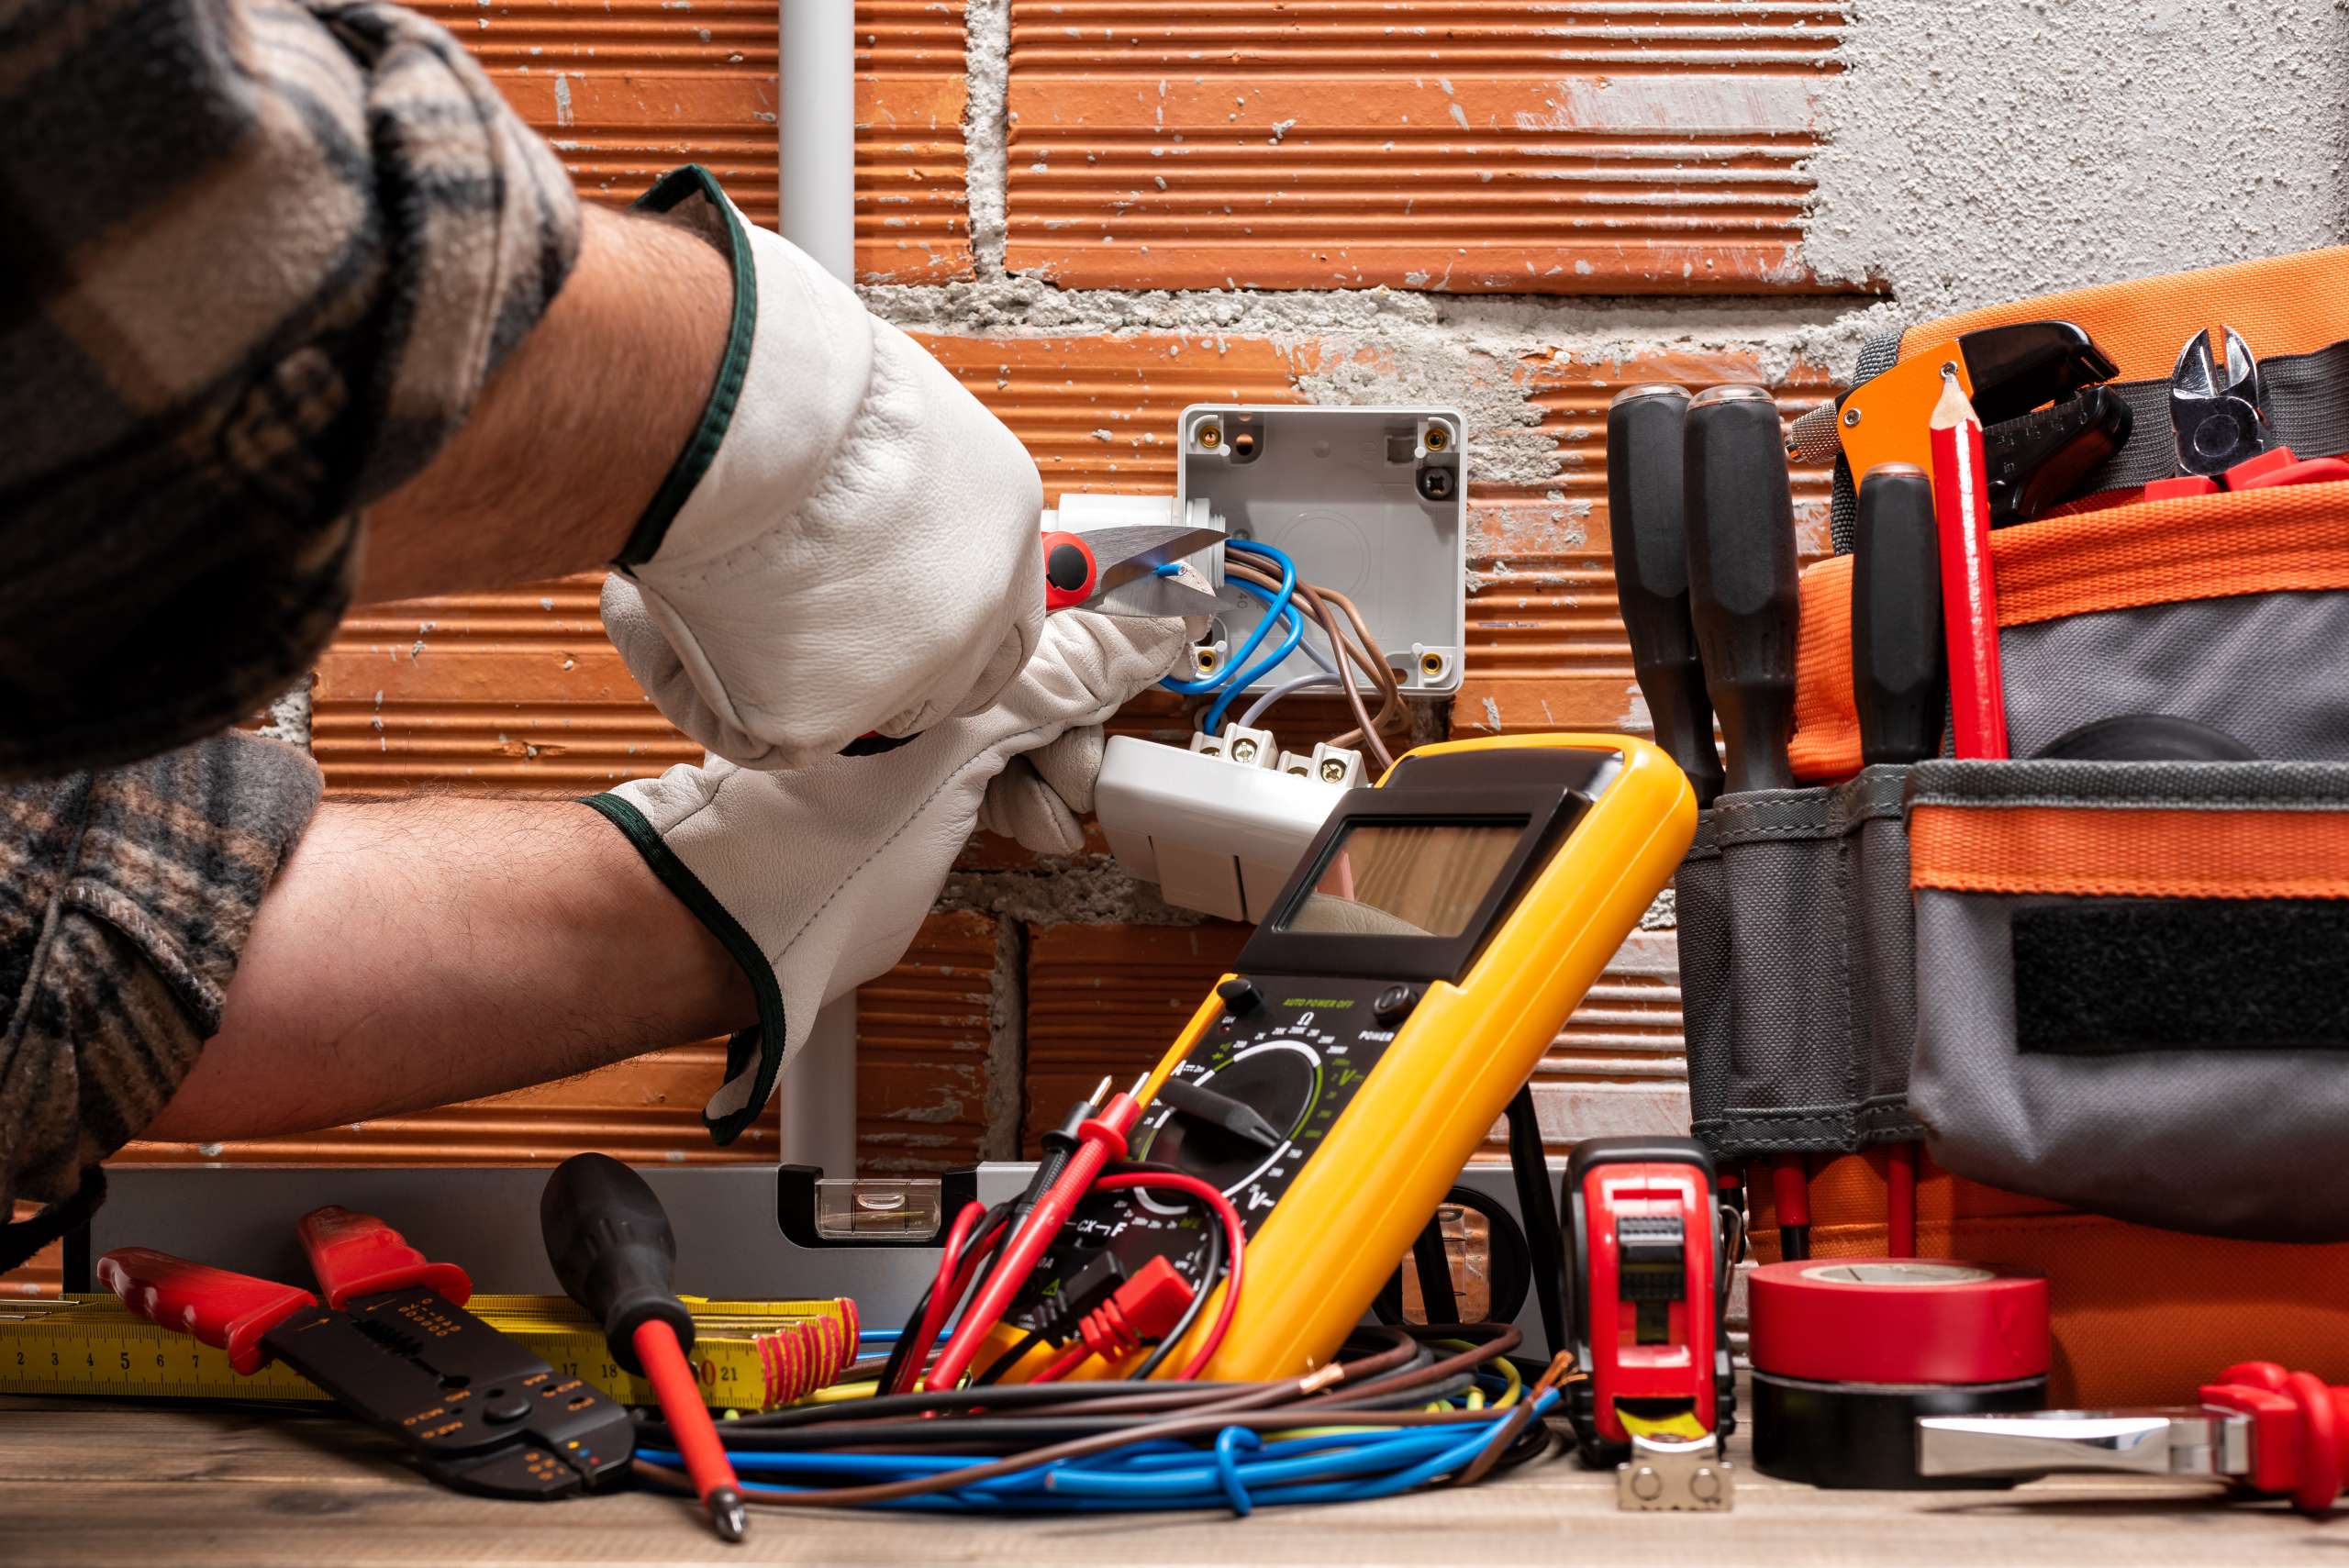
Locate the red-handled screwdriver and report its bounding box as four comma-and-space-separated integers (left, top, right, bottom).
923, 1073, 1152, 1393
541, 1154, 746, 1542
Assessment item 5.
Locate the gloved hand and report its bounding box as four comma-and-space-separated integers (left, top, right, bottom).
586, 611, 1186, 1141
601, 165, 1044, 770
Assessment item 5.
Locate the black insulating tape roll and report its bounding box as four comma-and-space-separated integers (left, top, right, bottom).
1750, 1371, 2046, 1489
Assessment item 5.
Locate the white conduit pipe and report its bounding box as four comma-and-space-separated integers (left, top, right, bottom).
774, 0, 861, 1175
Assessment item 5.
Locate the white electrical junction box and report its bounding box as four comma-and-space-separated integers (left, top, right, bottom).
1092, 403, 1469, 921
1179, 403, 1466, 696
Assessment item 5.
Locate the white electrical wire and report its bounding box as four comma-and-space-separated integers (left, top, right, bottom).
1237, 673, 1344, 730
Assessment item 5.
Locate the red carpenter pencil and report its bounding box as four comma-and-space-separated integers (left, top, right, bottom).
1928, 373, 2009, 760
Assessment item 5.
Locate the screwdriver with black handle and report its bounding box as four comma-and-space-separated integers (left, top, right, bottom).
542, 1153, 747, 1542
1607, 384, 1726, 806
1851, 462, 1946, 1258
1683, 383, 1809, 1258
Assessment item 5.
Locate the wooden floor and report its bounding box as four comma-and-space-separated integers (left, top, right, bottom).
0, 1391, 2330, 1566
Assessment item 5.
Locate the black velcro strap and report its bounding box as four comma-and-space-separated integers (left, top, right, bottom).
2015, 898, 2349, 1053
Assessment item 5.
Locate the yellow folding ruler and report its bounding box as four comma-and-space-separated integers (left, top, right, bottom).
0, 1293, 856, 1411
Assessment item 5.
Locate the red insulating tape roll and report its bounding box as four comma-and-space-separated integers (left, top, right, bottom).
1747, 1259, 2049, 1385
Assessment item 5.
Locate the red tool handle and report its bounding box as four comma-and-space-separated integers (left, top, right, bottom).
297, 1206, 473, 1310
1041, 530, 1099, 613
2205, 1362, 2349, 1516
95, 1248, 314, 1375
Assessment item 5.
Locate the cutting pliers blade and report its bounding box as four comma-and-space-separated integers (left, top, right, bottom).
2171, 325, 2272, 476
1041, 522, 1224, 617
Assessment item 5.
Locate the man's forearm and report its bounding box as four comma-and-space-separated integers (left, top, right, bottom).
144, 798, 753, 1141
355, 205, 732, 606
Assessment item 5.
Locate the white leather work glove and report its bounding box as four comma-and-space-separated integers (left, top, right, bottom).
586, 611, 1186, 1142
601, 165, 1044, 770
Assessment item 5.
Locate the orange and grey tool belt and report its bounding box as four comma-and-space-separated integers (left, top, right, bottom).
0, 1293, 856, 1412
1673, 244, 2349, 1408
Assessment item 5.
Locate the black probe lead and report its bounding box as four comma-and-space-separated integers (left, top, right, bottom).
1504, 1086, 1566, 1352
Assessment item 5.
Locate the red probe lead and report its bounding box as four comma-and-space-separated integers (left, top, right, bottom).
923, 1074, 1151, 1393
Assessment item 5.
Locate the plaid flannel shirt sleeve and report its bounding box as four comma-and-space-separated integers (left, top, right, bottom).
0, 0, 582, 782
0, 0, 581, 1264
0, 735, 321, 1243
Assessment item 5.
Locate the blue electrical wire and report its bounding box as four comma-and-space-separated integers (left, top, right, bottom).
1200, 577, 1307, 735
1159, 538, 1299, 700
638, 1387, 1557, 1518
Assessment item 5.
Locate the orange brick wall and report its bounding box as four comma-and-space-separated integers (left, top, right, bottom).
9, 1, 1863, 1296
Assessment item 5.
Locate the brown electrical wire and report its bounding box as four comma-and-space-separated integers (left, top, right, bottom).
1228, 561, 1388, 763
1219, 559, 1405, 769
1448, 1350, 1581, 1489
1310, 582, 1410, 763
633, 1327, 1527, 1511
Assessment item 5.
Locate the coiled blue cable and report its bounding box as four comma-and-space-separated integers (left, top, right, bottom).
639, 1386, 1558, 1518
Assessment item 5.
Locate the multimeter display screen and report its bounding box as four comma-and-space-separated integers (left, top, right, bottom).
1279, 820, 1528, 938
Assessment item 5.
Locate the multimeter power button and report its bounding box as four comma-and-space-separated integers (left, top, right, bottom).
1372, 984, 1419, 1024
1216, 978, 1263, 1014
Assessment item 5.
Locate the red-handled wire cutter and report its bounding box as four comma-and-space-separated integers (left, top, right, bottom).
839, 515, 1221, 756
97, 1206, 632, 1500
1920, 1361, 2349, 1516
1040, 519, 1224, 617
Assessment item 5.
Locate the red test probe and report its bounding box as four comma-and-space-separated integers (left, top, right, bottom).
924, 1074, 1152, 1393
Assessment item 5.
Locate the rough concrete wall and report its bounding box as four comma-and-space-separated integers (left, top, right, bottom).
1803, 0, 2349, 320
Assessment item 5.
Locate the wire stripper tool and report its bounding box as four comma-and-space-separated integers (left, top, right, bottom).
97, 1205, 633, 1499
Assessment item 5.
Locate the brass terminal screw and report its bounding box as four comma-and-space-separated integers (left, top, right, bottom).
1230, 737, 1259, 763
1319, 757, 1346, 782
1197, 422, 1223, 449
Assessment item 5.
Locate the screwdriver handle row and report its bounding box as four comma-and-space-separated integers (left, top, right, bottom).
1608, 384, 1800, 800
1609, 388, 1950, 795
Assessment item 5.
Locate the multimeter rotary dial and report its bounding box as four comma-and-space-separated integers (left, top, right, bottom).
1135, 1040, 1321, 1198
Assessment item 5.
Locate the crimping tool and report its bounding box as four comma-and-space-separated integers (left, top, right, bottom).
97, 1205, 633, 1499
1788, 319, 2132, 524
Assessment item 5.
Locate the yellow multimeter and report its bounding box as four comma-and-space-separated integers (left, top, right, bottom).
994, 733, 1696, 1383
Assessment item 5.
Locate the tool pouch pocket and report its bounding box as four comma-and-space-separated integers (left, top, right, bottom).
1678, 767, 1924, 1163
1907, 758, 2349, 1242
